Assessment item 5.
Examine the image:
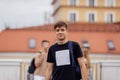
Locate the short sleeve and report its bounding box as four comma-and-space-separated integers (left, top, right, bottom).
73, 42, 83, 58
47, 46, 54, 63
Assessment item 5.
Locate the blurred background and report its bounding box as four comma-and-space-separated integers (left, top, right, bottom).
0, 0, 120, 80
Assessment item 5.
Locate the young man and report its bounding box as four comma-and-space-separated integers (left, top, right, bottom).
45, 21, 87, 80
34, 40, 50, 80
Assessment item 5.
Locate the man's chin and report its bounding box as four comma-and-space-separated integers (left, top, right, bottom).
58, 38, 65, 41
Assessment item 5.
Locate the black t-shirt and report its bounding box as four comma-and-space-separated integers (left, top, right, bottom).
47, 41, 83, 80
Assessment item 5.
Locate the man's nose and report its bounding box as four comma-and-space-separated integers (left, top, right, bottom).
58, 30, 62, 33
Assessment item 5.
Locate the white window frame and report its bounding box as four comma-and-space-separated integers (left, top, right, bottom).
68, 0, 79, 6
29, 38, 36, 48
87, 0, 97, 7
86, 12, 97, 23
68, 10, 79, 22
105, 0, 115, 7
107, 40, 115, 50
105, 12, 115, 23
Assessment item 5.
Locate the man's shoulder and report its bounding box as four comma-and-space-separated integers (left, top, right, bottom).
49, 43, 57, 50
51, 43, 58, 47
69, 41, 79, 45
69, 41, 82, 49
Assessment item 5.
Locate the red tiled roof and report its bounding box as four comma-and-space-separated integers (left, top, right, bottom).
14, 23, 120, 32
0, 23, 120, 54
0, 30, 55, 53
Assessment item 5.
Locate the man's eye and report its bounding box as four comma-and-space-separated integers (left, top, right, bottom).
61, 29, 65, 32
56, 29, 59, 32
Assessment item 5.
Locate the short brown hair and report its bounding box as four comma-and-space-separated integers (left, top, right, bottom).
41, 40, 50, 47
41, 40, 50, 43
54, 21, 68, 30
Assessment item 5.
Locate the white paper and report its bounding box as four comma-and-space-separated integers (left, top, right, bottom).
55, 50, 70, 66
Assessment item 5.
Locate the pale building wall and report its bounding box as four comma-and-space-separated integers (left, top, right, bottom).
53, 0, 120, 23
0, 53, 120, 80
59, 0, 120, 7
0, 52, 35, 60
59, 7, 120, 23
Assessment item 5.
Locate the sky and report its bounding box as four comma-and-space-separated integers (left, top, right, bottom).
0, 0, 53, 31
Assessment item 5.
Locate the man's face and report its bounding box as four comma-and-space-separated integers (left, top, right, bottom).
42, 42, 50, 49
55, 26, 67, 41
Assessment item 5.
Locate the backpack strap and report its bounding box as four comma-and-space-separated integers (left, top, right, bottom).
68, 41, 82, 80
68, 41, 75, 67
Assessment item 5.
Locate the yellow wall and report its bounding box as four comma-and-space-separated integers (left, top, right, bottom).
116, 0, 120, 7
97, 0, 120, 7
58, 0, 120, 7
61, 0, 68, 5
53, 0, 120, 23
58, 7, 120, 23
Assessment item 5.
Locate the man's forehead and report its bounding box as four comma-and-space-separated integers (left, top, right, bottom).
43, 42, 49, 45
55, 26, 66, 29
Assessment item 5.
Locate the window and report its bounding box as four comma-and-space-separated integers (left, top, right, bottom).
87, 12, 96, 23
89, 13, 95, 22
68, 11, 78, 23
29, 39, 36, 48
107, 40, 115, 50
107, 14, 113, 23
87, 0, 97, 7
89, 0, 95, 7
105, 0, 115, 7
68, 0, 77, 6
87, 12, 97, 23
105, 13, 114, 23
82, 40, 90, 48
70, 13, 76, 22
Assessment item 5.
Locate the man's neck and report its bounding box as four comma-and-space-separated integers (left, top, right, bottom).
57, 39, 68, 45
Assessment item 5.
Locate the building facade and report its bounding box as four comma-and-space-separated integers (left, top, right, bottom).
0, 0, 120, 80
0, 23, 120, 80
52, 0, 120, 23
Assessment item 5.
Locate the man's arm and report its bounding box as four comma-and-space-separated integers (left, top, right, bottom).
78, 57, 87, 80
45, 62, 53, 80
34, 53, 43, 67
